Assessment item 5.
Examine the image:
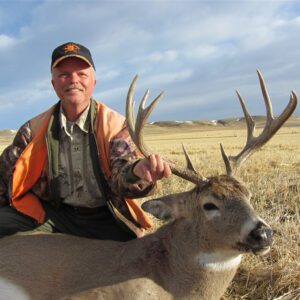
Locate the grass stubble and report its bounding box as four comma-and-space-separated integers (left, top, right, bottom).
0, 124, 299, 300
144, 124, 300, 300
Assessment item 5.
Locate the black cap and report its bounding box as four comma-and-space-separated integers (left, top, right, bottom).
51, 42, 95, 70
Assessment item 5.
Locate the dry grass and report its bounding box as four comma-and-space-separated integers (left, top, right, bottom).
0, 130, 16, 153
144, 125, 300, 300
0, 124, 299, 299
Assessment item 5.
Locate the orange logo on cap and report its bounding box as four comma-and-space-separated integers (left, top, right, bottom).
63, 43, 80, 52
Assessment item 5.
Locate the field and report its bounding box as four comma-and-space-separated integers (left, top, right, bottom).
0, 119, 299, 299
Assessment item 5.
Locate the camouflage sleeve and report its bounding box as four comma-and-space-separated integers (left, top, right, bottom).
0, 122, 32, 206
109, 126, 156, 198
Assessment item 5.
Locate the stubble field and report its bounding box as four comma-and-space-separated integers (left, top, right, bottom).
143, 122, 300, 300
0, 120, 299, 300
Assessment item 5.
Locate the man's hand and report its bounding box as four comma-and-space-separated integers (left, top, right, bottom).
133, 154, 172, 183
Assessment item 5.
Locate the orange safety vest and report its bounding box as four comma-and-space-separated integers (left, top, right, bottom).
11, 100, 153, 231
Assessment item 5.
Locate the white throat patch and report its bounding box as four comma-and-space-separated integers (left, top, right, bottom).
196, 252, 242, 271
0, 277, 30, 300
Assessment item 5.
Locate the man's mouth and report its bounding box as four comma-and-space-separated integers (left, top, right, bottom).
65, 87, 83, 93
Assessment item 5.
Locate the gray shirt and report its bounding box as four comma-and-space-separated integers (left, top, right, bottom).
58, 104, 106, 208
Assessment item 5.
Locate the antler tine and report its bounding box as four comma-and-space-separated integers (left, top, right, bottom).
181, 144, 207, 181
220, 143, 232, 176
236, 90, 255, 145
221, 70, 298, 176
181, 144, 198, 174
126, 75, 138, 146
126, 75, 163, 157
126, 76, 206, 185
257, 70, 274, 123
135, 90, 164, 156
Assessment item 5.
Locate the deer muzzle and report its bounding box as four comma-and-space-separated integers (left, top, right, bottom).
237, 221, 273, 255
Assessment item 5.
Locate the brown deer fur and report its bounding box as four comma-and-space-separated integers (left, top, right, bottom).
0, 175, 272, 300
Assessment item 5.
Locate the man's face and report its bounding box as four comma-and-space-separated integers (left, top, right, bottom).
51, 57, 96, 109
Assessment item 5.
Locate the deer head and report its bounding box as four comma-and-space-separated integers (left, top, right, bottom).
126, 71, 297, 257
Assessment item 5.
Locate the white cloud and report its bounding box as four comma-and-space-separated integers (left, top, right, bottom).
96, 69, 121, 82
0, 78, 53, 107
131, 50, 178, 64
185, 44, 221, 60
145, 70, 193, 86
0, 34, 16, 49
93, 85, 129, 106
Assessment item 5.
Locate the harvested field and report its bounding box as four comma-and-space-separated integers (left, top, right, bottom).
0, 120, 299, 299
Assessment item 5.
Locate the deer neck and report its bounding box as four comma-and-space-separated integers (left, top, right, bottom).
154, 218, 242, 266
147, 219, 241, 299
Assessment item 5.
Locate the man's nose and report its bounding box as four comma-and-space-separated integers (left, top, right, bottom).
69, 73, 80, 83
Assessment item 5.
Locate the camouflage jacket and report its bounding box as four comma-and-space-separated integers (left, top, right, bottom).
0, 100, 155, 230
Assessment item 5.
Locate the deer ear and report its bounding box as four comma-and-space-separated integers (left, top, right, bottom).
142, 199, 176, 221
142, 193, 189, 221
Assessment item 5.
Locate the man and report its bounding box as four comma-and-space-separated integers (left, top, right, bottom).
0, 42, 172, 241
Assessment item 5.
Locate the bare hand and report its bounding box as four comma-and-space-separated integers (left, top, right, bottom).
133, 154, 172, 183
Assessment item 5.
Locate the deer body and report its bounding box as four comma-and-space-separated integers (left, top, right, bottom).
0, 227, 236, 300
0, 176, 272, 300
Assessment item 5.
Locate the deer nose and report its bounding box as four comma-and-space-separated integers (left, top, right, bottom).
249, 221, 273, 246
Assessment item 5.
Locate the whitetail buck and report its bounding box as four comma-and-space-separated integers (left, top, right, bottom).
0, 71, 297, 300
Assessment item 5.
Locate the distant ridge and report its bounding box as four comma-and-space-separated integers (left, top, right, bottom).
150, 114, 300, 128
0, 115, 299, 134
0, 129, 17, 135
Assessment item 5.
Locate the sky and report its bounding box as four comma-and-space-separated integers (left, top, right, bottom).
0, 0, 299, 129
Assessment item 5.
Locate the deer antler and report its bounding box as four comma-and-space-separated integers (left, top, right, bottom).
126, 75, 207, 184
220, 70, 298, 176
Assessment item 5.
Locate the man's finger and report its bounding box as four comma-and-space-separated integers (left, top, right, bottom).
144, 169, 153, 183
155, 154, 164, 174
163, 162, 172, 178
149, 154, 157, 175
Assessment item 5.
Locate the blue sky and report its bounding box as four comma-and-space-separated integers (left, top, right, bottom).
0, 0, 299, 129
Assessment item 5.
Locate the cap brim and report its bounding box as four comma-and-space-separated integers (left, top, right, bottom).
52, 55, 94, 69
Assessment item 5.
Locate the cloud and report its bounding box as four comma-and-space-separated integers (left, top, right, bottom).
0, 34, 16, 49
0, 0, 299, 129
130, 50, 178, 64
0, 77, 53, 108
145, 70, 193, 86
185, 44, 222, 60
96, 69, 121, 82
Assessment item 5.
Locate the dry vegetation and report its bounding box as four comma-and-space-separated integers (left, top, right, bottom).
0, 130, 16, 153
0, 122, 299, 300
143, 123, 300, 300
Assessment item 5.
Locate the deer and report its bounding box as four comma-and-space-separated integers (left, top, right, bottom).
0, 71, 297, 300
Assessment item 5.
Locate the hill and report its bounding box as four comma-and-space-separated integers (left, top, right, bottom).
150, 114, 300, 128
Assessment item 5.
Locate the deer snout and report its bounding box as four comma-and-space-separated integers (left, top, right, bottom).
247, 221, 273, 255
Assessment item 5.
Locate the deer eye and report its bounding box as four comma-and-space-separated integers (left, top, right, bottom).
203, 203, 219, 210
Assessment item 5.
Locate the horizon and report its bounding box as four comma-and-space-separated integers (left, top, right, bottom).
1, 112, 299, 132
